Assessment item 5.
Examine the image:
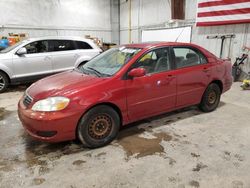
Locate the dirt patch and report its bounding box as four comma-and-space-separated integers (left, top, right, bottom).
95, 152, 106, 158
232, 180, 243, 188
117, 127, 172, 159
72, 160, 86, 165
191, 153, 200, 158
6, 84, 29, 93
0, 107, 11, 121
33, 178, 46, 185
189, 180, 200, 188
192, 162, 208, 171
0, 164, 13, 172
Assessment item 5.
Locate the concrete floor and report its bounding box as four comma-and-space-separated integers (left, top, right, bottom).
0, 82, 250, 188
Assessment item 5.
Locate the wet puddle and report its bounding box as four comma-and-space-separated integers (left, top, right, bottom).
0, 107, 11, 121
117, 126, 172, 159
115, 107, 199, 159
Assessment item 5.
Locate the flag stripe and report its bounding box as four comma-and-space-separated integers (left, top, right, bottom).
198, 0, 250, 8
198, 2, 250, 13
196, 0, 250, 26
197, 13, 250, 22
198, 8, 250, 17
196, 19, 250, 26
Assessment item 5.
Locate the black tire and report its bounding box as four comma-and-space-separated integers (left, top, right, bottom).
199, 83, 221, 112
77, 105, 120, 148
0, 71, 9, 93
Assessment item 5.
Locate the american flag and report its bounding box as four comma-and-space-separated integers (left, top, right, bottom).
196, 0, 250, 26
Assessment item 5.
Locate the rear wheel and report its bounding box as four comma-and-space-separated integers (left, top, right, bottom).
0, 72, 9, 93
77, 105, 120, 148
199, 83, 221, 112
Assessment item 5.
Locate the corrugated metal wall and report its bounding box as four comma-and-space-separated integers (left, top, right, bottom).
0, 0, 112, 42
119, 0, 250, 73
192, 24, 250, 71
120, 0, 171, 44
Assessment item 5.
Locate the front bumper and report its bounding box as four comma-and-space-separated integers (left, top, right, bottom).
18, 98, 83, 142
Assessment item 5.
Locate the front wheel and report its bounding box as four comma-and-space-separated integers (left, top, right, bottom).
0, 72, 9, 93
199, 83, 221, 112
77, 105, 120, 148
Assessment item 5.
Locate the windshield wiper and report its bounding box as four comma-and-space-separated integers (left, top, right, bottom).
86, 67, 103, 77
75, 67, 90, 75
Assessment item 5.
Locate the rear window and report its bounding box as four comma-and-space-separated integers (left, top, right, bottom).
49, 40, 75, 52
75, 41, 93, 49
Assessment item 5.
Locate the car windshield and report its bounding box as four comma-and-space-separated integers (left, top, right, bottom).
80, 47, 141, 77
0, 41, 24, 53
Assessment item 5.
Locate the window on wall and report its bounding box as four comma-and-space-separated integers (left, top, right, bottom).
171, 0, 185, 20
131, 47, 171, 74
25, 40, 48, 54
173, 47, 207, 68
48, 40, 75, 52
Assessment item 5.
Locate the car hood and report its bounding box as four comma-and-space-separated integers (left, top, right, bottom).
27, 70, 105, 100
0, 53, 9, 60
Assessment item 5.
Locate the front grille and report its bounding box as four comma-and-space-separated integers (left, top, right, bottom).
23, 93, 33, 107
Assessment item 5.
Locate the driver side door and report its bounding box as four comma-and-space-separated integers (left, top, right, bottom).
125, 47, 177, 122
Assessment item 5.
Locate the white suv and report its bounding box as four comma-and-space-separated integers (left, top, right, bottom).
0, 36, 102, 92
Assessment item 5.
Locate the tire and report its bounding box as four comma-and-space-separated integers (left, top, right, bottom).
0, 71, 9, 93
199, 83, 221, 112
77, 105, 120, 148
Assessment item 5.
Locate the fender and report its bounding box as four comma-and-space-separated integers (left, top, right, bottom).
0, 64, 14, 79
74, 56, 92, 67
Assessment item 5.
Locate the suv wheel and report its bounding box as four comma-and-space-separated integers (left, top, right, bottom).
0, 72, 9, 93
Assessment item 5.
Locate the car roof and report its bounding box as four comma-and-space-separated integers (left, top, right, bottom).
124, 41, 200, 49
23, 36, 93, 43
123, 41, 217, 59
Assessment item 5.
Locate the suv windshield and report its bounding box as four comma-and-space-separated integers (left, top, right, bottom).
0, 41, 24, 53
80, 47, 141, 77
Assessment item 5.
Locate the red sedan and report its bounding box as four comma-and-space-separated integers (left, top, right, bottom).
18, 42, 232, 148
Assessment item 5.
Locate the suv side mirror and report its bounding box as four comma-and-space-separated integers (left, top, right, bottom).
16, 47, 27, 55
128, 68, 146, 78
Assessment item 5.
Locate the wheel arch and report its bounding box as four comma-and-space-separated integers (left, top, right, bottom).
210, 79, 223, 93
0, 69, 11, 83
74, 56, 91, 67
75, 102, 123, 139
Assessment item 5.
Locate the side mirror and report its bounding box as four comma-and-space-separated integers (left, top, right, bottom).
16, 47, 27, 56
128, 68, 146, 78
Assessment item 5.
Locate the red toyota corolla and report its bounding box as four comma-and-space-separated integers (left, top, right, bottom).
18, 42, 232, 148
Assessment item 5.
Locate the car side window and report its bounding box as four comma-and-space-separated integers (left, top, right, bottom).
131, 47, 171, 74
24, 40, 48, 54
75, 41, 93, 49
173, 47, 207, 69
48, 40, 75, 52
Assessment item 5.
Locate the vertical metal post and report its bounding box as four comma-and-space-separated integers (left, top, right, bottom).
128, 0, 132, 43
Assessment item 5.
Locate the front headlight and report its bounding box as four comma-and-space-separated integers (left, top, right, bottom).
32, 97, 70, 112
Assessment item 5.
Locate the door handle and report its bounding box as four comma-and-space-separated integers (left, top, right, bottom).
166, 74, 176, 80
44, 56, 51, 61
202, 68, 210, 73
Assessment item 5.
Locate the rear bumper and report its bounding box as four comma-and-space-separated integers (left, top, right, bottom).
223, 76, 233, 93
18, 99, 83, 142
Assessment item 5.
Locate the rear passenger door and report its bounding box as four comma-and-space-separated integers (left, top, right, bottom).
48, 40, 78, 72
172, 46, 211, 108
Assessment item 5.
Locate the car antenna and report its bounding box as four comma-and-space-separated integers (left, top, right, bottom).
175, 27, 185, 42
